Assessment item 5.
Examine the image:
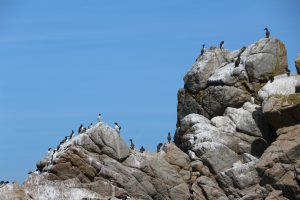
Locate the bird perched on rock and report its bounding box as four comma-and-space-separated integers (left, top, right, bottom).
235, 55, 241, 68
88, 123, 93, 129
156, 143, 163, 153
140, 146, 145, 153
129, 139, 135, 150
200, 44, 205, 56
78, 124, 83, 134
47, 148, 52, 155
287, 69, 291, 76
264, 28, 270, 38
167, 132, 172, 143
269, 75, 274, 82
97, 113, 102, 123
56, 144, 60, 151
69, 130, 74, 140
219, 41, 224, 49
114, 122, 121, 134
51, 150, 57, 162
60, 136, 68, 145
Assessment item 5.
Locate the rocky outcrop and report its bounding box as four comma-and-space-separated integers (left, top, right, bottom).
256, 125, 300, 199
178, 37, 288, 123
1, 37, 299, 200
175, 37, 299, 199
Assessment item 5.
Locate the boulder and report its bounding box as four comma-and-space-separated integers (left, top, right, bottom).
224, 102, 273, 141
89, 123, 130, 161
202, 85, 250, 118
243, 38, 288, 82
0, 182, 32, 200
177, 89, 209, 123
256, 125, 300, 199
258, 74, 300, 103
196, 176, 229, 200
217, 160, 259, 198
262, 93, 300, 129
184, 47, 230, 93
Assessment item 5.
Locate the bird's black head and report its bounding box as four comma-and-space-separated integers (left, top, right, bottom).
90, 123, 92, 125
129, 139, 132, 142
99, 113, 101, 116
264, 28, 268, 31
48, 148, 51, 151
114, 122, 117, 125
65, 136, 68, 139
202, 44, 205, 47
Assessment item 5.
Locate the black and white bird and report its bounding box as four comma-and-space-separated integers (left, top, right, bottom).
220, 41, 224, 49
78, 124, 86, 134
60, 136, 68, 145
270, 75, 274, 82
235, 55, 241, 68
88, 123, 93, 129
51, 150, 57, 163
156, 143, 163, 153
287, 69, 291, 76
97, 113, 102, 123
200, 44, 205, 56
167, 132, 172, 143
69, 130, 75, 140
264, 28, 270, 38
114, 122, 121, 134
140, 146, 145, 153
56, 144, 61, 151
78, 124, 83, 134
129, 139, 135, 150
47, 148, 52, 154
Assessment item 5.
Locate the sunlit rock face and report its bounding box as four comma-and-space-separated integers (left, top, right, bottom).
175, 37, 300, 199
1, 37, 300, 200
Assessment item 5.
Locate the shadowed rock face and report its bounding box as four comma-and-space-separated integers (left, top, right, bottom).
1, 37, 299, 200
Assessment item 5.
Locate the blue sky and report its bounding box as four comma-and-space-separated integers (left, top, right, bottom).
0, 0, 299, 183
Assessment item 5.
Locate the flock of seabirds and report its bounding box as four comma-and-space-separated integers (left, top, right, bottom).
198, 28, 291, 80
0, 28, 293, 188
0, 113, 173, 187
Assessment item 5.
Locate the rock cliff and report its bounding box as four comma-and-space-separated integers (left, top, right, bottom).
1, 37, 299, 200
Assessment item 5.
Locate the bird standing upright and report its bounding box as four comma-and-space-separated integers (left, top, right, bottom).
156, 143, 163, 153
129, 139, 135, 150
264, 28, 270, 38
140, 146, 145, 153
78, 124, 83, 134
69, 130, 74, 140
235, 55, 241, 68
167, 132, 172, 143
200, 44, 205, 56
220, 41, 224, 49
114, 122, 121, 135
97, 113, 102, 123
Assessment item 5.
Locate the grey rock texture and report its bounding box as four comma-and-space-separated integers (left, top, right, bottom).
1, 37, 299, 200
243, 38, 288, 82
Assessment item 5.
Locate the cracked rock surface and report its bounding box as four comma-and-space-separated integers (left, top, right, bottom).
1, 37, 300, 200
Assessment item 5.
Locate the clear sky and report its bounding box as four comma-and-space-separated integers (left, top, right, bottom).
0, 0, 299, 183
